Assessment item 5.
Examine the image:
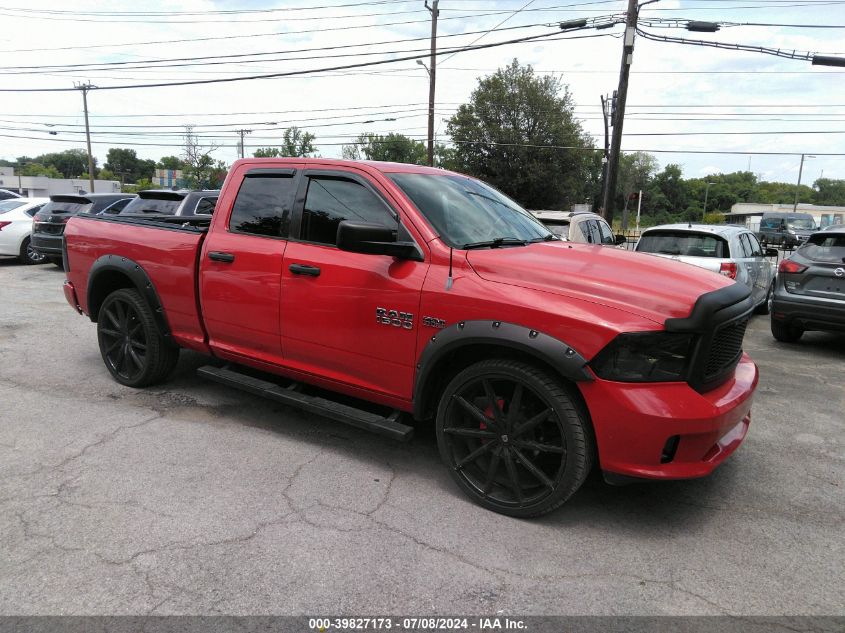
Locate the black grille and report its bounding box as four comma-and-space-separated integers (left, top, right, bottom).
703, 317, 749, 379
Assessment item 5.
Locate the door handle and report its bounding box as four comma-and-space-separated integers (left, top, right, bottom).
289, 263, 321, 277
208, 251, 235, 263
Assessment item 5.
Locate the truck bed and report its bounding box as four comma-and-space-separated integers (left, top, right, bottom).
64, 214, 210, 352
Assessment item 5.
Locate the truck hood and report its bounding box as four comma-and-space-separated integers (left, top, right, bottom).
466, 241, 733, 325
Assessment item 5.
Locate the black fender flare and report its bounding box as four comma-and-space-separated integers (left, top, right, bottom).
412, 320, 592, 420
87, 254, 171, 339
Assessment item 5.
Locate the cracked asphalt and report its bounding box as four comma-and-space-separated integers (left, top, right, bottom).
0, 259, 843, 616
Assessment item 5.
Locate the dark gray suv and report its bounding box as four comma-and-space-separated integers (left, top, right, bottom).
770, 228, 845, 342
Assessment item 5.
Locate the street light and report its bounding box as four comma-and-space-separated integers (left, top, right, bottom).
793, 154, 815, 213
415, 59, 430, 76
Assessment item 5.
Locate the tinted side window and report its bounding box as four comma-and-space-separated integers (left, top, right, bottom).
597, 219, 614, 244
578, 220, 592, 242
26, 204, 45, 217
230, 175, 295, 237
746, 233, 763, 257
301, 176, 393, 246
195, 197, 216, 215
738, 234, 754, 258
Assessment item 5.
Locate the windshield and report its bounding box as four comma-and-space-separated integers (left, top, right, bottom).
388, 173, 552, 247
38, 201, 91, 216
799, 233, 845, 263
636, 231, 728, 258
121, 197, 182, 215
787, 218, 816, 230
0, 200, 27, 213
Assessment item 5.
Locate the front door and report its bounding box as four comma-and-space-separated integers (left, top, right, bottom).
200, 166, 300, 366
279, 168, 428, 402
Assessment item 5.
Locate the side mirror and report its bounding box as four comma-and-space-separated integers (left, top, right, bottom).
336, 221, 423, 261
614, 234, 627, 246
765, 248, 779, 258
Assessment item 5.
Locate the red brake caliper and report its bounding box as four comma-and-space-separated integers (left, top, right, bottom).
481, 398, 505, 433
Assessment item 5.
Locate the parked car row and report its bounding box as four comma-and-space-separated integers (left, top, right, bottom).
529, 213, 843, 343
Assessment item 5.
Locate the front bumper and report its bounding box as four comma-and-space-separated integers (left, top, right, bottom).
772, 292, 845, 332
30, 233, 63, 256
579, 353, 758, 480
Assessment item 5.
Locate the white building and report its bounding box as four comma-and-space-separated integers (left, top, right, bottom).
0, 167, 121, 198
726, 202, 845, 231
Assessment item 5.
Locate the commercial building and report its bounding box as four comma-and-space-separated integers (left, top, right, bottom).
726, 202, 845, 231
0, 167, 121, 198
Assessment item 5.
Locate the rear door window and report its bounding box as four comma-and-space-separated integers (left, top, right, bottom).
799, 234, 845, 262
578, 220, 593, 243
746, 233, 763, 257
597, 219, 615, 245
637, 231, 728, 258
195, 197, 217, 215
230, 173, 296, 238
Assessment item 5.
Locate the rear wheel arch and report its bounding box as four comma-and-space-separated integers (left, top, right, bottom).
412, 320, 594, 422
87, 255, 171, 340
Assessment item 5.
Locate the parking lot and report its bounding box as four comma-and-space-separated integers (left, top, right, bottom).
0, 259, 843, 616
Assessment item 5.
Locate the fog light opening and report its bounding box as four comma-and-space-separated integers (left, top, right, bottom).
660, 435, 680, 464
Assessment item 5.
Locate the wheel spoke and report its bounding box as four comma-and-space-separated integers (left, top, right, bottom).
130, 340, 147, 352
508, 383, 524, 423
113, 344, 126, 373
482, 379, 504, 426
129, 322, 143, 337
105, 309, 121, 330
127, 347, 143, 372
100, 328, 121, 339
454, 440, 496, 470
512, 440, 565, 454
114, 301, 126, 328
512, 447, 555, 489
502, 448, 524, 504
103, 338, 122, 355
513, 408, 553, 438
443, 427, 497, 439
453, 395, 498, 430
481, 449, 501, 495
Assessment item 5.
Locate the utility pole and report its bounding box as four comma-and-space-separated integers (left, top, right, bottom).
238, 129, 253, 159
599, 94, 610, 216
75, 82, 97, 193
602, 0, 651, 224
793, 153, 814, 213
425, 0, 439, 167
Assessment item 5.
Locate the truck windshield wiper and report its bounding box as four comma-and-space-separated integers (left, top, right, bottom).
529, 234, 557, 242
462, 237, 528, 249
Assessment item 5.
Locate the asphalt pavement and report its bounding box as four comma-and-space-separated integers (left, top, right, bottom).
0, 258, 842, 616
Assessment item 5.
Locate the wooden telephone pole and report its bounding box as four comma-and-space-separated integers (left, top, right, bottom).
74, 82, 97, 193
425, 0, 439, 167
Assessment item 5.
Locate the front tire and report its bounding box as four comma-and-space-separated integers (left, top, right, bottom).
97, 288, 179, 387
19, 237, 46, 265
771, 318, 803, 343
435, 359, 593, 518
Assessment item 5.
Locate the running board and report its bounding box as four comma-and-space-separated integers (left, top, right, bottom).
197, 365, 414, 442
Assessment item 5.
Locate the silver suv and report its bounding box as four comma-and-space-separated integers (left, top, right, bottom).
636, 223, 777, 314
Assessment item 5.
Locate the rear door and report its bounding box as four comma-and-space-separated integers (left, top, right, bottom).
279, 167, 428, 402
746, 232, 774, 296
737, 233, 761, 303
200, 166, 300, 366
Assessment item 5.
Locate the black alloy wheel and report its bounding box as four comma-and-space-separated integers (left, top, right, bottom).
436, 359, 593, 517
20, 237, 46, 265
97, 288, 179, 387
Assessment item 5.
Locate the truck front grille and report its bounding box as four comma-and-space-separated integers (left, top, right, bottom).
703, 316, 749, 380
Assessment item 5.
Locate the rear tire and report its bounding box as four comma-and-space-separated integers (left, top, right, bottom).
47, 256, 64, 270
435, 359, 593, 518
97, 288, 179, 387
19, 237, 46, 265
755, 282, 773, 315
771, 318, 803, 343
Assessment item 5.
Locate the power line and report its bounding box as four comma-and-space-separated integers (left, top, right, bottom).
0, 30, 613, 92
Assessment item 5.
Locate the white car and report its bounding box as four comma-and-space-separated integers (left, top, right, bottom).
530, 210, 626, 246
635, 223, 777, 314
0, 197, 50, 264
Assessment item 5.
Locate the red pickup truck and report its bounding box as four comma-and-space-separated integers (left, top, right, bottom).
62, 158, 758, 517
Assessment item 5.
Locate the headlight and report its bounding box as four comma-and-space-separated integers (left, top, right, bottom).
590, 332, 695, 382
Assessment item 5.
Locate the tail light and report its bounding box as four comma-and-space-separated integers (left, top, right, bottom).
719, 262, 738, 279
0, 221, 11, 231
779, 259, 807, 274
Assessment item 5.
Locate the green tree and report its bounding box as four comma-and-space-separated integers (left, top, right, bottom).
446, 59, 597, 209
19, 162, 62, 178
104, 148, 155, 183
156, 156, 186, 171
35, 149, 94, 179
812, 178, 845, 206
354, 133, 427, 164
253, 126, 317, 158
181, 126, 227, 189
122, 177, 154, 193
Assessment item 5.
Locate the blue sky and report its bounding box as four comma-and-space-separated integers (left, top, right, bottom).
0, 0, 843, 188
